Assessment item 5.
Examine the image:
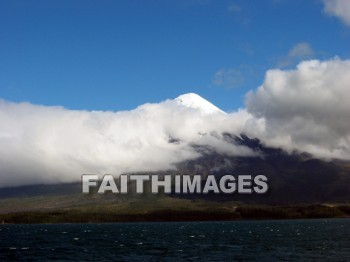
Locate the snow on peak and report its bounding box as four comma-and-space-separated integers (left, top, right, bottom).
175, 93, 226, 115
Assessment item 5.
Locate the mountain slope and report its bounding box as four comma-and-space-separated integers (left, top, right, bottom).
174, 134, 350, 204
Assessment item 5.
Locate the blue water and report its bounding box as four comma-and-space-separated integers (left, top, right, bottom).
1, 219, 350, 261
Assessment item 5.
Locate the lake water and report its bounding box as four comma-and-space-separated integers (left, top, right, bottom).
1, 219, 350, 261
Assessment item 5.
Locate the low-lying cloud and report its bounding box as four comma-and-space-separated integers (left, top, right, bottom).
1, 57, 350, 187
0, 96, 253, 187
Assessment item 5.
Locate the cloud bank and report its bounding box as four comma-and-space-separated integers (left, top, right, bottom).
1, 58, 350, 187
0, 95, 253, 187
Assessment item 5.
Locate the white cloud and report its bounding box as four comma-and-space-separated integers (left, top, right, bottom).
323, 0, 350, 26
246, 58, 350, 160
0, 97, 254, 187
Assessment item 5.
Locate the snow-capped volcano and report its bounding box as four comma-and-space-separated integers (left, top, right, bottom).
175, 93, 226, 115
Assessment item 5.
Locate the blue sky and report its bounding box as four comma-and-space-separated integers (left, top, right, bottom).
0, 0, 349, 112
